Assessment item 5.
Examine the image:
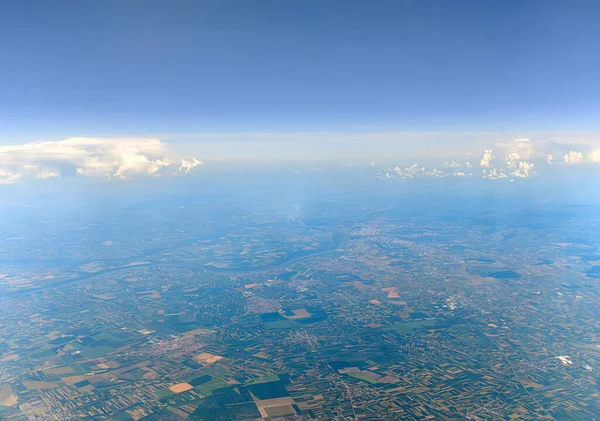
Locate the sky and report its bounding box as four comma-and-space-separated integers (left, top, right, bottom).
1, 0, 600, 184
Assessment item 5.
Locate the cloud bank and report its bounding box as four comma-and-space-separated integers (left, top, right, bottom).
376, 136, 600, 182
1, 133, 599, 185
0, 137, 201, 183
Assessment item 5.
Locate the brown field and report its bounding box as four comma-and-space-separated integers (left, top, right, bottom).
521, 380, 545, 390
382, 287, 400, 299
23, 380, 60, 390
194, 352, 224, 364
0, 354, 19, 362
93, 294, 117, 300
265, 404, 296, 417
169, 382, 193, 393
251, 394, 296, 418
0, 384, 18, 407
148, 290, 161, 299
44, 366, 76, 376
62, 375, 89, 385
285, 308, 311, 319
96, 361, 119, 369
142, 370, 159, 380
253, 352, 270, 360
183, 328, 211, 336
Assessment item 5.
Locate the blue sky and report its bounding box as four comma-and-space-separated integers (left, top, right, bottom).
1, 0, 599, 139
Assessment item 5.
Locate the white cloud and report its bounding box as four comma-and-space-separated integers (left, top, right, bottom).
0, 137, 202, 183
175, 158, 203, 175
36, 170, 60, 179
589, 149, 600, 163
0, 168, 20, 184
387, 164, 453, 179
482, 168, 508, 179
480, 149, 493, 168
114, 156, 172, 180
388, 164, 421, 179
502, 138, 535, 160
505, 152, 521, 169
546, 154, 554, 165
452, 171, 472, 177
370, 160, 376, 168
563, 151, 584, 164
427, 168, 446, 177
510, 161, 535, 178
376, 169, 393, 179
444, 160, 461, 168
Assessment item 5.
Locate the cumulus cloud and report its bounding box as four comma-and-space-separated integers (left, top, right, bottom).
405, 164, 426, 178
386, 164, 458, 179
480, 149, 493, 168
546, 154, 554, 165
505, 152, 521, 169
589, 149, 600, 163
0, 168, 20, 185
510, 161, 535, 178
482, 168, 508, 179
113, 156, 172, 180
563, 151, 584, 164
502, 138, 535, 160
428, 168, 446, 177
0, 137, 202, 183
175, 158, 203, 175
444, 160, 461, 168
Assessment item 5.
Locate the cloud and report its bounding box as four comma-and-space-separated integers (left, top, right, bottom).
0, 137, 202, 183
370, 160, 376, 168
175, 158, 203, 175
560, 149, 600, 165
589, 149, 600, 163
482, 168, 508, 179
505, 152, 521, 169
510, 161, 535, 178
36, 170, 60, 179
501, 138, 535, 160
563, 151, 584, 164
114, 156, 172, 180
480, 149, 493, 168
546, 154, 553, 165
386, 164, 456, 179
445, 160, 461, 168
427, 168, 446, 177
0, 168, 20, 184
